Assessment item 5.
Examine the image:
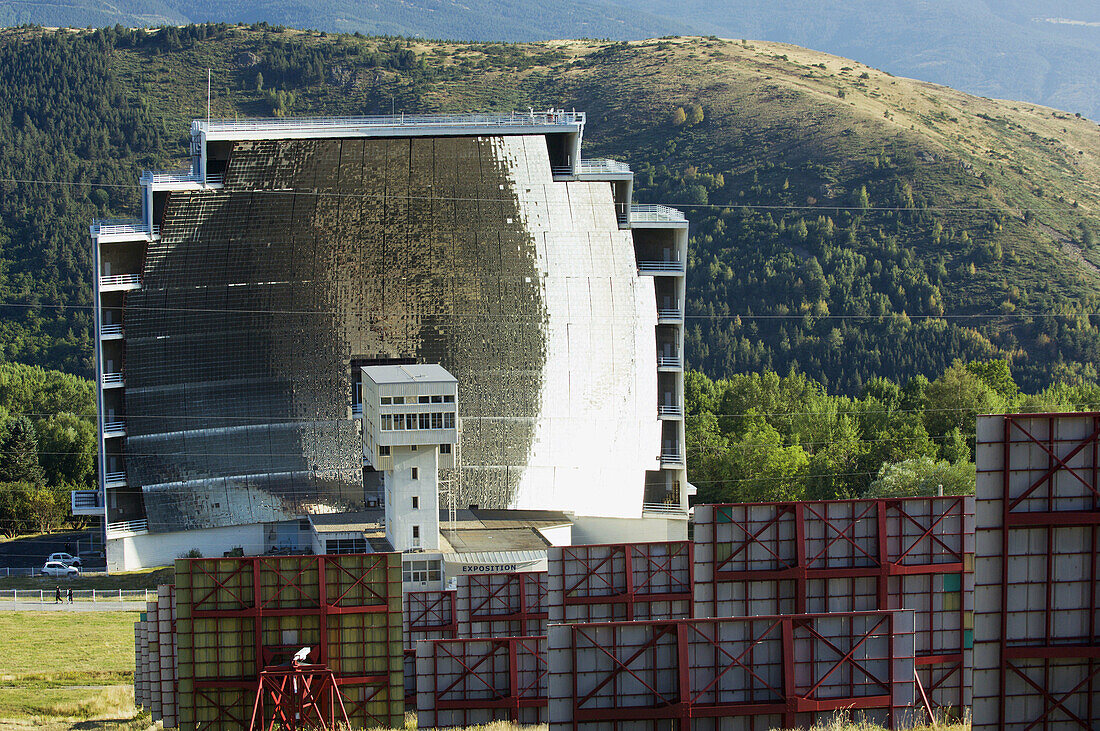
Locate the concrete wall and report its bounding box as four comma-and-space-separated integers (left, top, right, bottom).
385, 446, 440, 551
570, 515, 687, 544
107, 523, 265, 571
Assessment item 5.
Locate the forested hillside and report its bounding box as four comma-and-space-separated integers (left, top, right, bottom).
1, 27, 1099, 395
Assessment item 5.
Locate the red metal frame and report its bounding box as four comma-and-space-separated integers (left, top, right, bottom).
552, 541, 694, 622
404, 589, 458, 647
403, 589, 457, 705
178, 554, 401, 731
458, 571, 547, 637
249, 662, 351, 731
419, 636, 547, 726
700, 497, 970, 715
992, 414, 1100, 730
557, 612, 912, 730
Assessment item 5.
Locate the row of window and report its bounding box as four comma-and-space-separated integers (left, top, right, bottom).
376, 443, 451, 456
326, 538, 367, 554
381, 412, 456, 431
403, 558, 442, 583
381, 394, 454, 405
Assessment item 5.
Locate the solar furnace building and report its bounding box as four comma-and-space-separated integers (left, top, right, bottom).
81, 113, 690, 571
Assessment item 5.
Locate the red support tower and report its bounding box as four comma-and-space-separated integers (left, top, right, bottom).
249, 657, 351, 731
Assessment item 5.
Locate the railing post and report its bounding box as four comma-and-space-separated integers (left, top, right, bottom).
92, 589, 96, 603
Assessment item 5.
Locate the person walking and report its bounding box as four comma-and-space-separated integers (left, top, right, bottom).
66, 587, 73, 604
54, 586, 61, 604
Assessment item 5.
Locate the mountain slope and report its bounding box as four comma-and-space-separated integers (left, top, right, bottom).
2, 1, 1100, 120
1, 27, 1099, 392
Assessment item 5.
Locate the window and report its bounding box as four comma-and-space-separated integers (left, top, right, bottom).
378, 445, 390, 457
411, 467, 419, 480
380, 397, 391, 405
326, 538, 367, 554
431, 395, 443, 403
412, 525, 420, 538
418, 395, 430, 404
381, 414, 392, 431
443, 394, 455, 403
431, 412, 443, 429
440, 443, 452, 454
404, 413, 415, 429
393, 396, 405, 405
402, 558, 442, 583
411, 445, 418, 451
416, 413, 428, 429
443, 412, 455, 429
393, 413, 405, 430
412, 496, 419, 509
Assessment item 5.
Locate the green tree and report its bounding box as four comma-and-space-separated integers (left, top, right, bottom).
671, 107, 687, 126
37, 412, 96, 487
867, 457, 975, 497
0, 417, 44, 485
686, 103, 704, 125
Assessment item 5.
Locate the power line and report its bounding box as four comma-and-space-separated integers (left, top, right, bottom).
0, 176, 1090, 215
3, 298, 1100, 322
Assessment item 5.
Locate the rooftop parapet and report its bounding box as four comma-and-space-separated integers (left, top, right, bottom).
191, 111, 586, 141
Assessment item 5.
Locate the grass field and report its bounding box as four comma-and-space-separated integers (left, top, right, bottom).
0, 611, 147, 731
0, 568, 173, 592
0, 611, 971, 731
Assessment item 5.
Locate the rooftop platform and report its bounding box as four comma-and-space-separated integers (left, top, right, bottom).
363, 363, 457, 385
192, 111, 585, 142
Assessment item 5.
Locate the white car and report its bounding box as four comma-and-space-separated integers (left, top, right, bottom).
48, 552, 81, 567
41, 561, 79, 577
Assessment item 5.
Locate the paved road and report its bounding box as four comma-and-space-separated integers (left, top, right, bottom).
0, 601, 142, 612
0, 530, 105, 571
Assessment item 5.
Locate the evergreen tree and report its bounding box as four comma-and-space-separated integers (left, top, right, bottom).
0, 417, 44, 485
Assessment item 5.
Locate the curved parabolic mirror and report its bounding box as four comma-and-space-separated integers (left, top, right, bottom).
123, 135, 658, 533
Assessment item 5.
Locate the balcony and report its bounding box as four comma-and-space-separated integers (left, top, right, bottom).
642, 502, 688, 518
100, 324, 123, 339
140, 168, 224, 188
574, 158, 632, 182
71, 490, 103, 516
91, 219, 159, 242
105, 471, 127, 488
630, 204, 687, 227
658, 404, 684, 419
657, 354, 683, 371
195, 111, 585, 138
101, 373, 124, 389
99, 274, 141, 292
637, 260, 685, 275
103, 420, 125, 438
661, 449, 685, 467
106, 519, 148, 538
352, 403, 363, 418
657, 307, 683, 324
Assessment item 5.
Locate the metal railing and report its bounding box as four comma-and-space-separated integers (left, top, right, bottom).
106, 518, 147, 536
630, 204, 687, 223
658, 404, 684, 417
642, 502, 687, 516
141, 168, 201, 184
100, 324, 123, 337
71, 490, 102, 509
193, 111, 585, 135
0, 588, 153, 602
103, 419, 125, 434
100, 274, 141, 289
550, 165, 573, 176
101, 373, 123, 386
661, 450, 685, 465
104, 471, 127, 486
91, 219, 158, 237
351, 404, 363, 417
579, 157, 631, 174
637, 260, 686, 273
657, 307, 683, 321
657, 355, 683, 369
